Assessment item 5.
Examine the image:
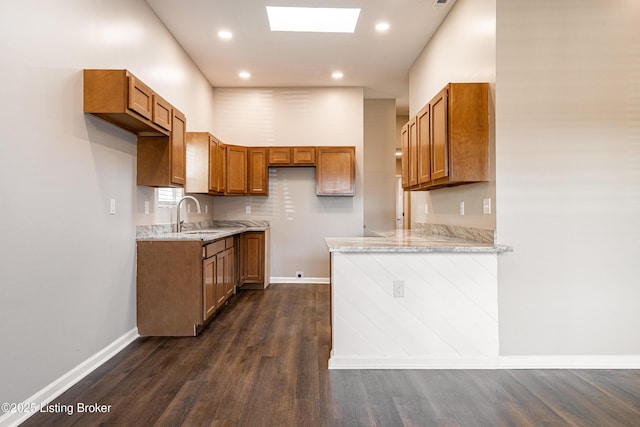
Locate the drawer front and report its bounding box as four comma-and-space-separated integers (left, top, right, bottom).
225, 236, 234, 249
293, 147, 316, 165
204, 239, 225, 258
268, 147, 292, 165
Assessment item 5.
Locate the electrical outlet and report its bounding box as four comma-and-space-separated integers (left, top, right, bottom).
424, 203, 429, 214
109, 198, 116, 215
296, 271, 304, 279
393, 280, 405, 298
246, 205, 252, 214
144, 201, 150, 215
459, 201, 465, 216
483, 198, 492, 215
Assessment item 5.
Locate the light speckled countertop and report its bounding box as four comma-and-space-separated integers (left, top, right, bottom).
326, 229, 512, 254
136, 220, 269, 243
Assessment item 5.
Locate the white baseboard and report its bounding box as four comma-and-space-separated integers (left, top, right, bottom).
0, 328, 139, 427
270, 276, 330, 285
498, 355, 640, 369
328, 354, 640, 370
328, 355, 498, 369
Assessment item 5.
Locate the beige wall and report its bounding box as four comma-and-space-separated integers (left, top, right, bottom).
0, 0, 217, 407
496, 0, 640, 356
364, 99, 397, 235
209, 88, 365, 280
408, 0, 496, 231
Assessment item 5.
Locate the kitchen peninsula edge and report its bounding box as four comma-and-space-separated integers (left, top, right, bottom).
326, 227, 511, 369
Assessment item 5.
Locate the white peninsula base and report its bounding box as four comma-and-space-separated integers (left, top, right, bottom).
327, 234, 508, 369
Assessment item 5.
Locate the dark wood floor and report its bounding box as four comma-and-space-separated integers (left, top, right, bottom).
23, 283, 640, 426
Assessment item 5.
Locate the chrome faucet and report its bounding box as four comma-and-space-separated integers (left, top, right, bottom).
176, 195, 202, 233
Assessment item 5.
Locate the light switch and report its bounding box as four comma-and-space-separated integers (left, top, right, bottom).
424, 203, 429, 215
144, 201, 150, 215
246, 205, 252, 214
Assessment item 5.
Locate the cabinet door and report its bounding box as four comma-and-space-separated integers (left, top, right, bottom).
216, 251, 226, 308
224, 247, 235, 299
240, 232, 264, 284
217, 142, 227, 194
430, 87, 448, 180
249, 148, 268, 195
416, 105, 431, 185
203, 255, 217, 320
401, 123, 409, 188
316, 146, 356, 196
152, 94, 172, 131
226, 145, 247, 195
293, 147, 316, 165
170, 108, 186, 186
268, 147, 292, 165
408, 117, 418, 187
127, 75, 153, 120
208, 135, 220, 193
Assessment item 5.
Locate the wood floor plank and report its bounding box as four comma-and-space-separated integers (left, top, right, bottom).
20, 283, 640, 427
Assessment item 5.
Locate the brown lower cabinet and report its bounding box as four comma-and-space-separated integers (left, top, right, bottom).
137, 236, 235, 336
137, 231, 268, 336
239, 230, 270, 290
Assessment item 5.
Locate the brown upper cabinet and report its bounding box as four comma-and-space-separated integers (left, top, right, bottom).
185, 132, 223, 195
268, 146, 316, 166
268, 147, 292, 165
136, 107, 186, 187
84, 69, 170, 136
293, 147, 316, 165
225, 145, 248, 195
402, 82, 489, 191
401, 123, 409, 188
248, 148, 268, 195
316, 146, 356, 196
84, 69, 187, 187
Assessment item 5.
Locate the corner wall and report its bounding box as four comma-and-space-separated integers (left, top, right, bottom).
0, 0, 216, 409
407, 0, 496, 231
496, 0, 640, 356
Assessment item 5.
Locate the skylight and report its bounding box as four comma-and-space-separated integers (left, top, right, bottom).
266, 6, 361, 33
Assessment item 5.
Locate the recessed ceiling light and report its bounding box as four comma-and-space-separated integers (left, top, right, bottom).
218, 30, 233, 40
266, 6, 361, 33
375, 22, 390, 32
239, 71, 251, 79
332, 71, 344, 79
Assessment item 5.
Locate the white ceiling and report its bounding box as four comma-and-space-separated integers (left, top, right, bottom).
146, 0, 457, 114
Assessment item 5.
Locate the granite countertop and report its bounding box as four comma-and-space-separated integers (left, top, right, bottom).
136, 220, 269, 243
326, 228, 512, 254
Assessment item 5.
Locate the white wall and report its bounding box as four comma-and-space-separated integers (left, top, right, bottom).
408, 0, 496, 231
210, 88, 365, 279
0, 0, 216, 408
364, 99, 397, 235
496, 0, 640, 355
